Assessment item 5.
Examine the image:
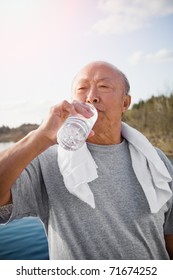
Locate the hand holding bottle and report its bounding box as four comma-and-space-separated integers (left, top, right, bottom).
57, 103, 98, 151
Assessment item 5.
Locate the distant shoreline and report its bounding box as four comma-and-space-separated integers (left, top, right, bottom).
0, 123, 39, 143
0, 139, 172, 159
1, 92, 173, 158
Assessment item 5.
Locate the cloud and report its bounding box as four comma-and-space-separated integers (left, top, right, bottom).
128, 51, 145, 65
128, 49, 173, 65
92, 0, 173, 34
146, 49, 173, 62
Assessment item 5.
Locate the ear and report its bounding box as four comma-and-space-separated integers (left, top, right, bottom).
122, 95, 131, 112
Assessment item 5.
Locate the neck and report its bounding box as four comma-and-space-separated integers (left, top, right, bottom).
87, 122, 122, 145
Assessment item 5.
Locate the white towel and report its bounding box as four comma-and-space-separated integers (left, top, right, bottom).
57, 122, 172, 213
58, 143, 98, 208
121, 122, 172, 213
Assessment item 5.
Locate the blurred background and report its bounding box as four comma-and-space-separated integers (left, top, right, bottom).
0, 0, 173, 260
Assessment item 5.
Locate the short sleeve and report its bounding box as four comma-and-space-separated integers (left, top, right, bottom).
156, 148, 173, 234
0, 204, 13, 224
4, 156, 49, 224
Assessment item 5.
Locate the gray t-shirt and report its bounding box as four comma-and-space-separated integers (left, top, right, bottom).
3, 140, 173, 259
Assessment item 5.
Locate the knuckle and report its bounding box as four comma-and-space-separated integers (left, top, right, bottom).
50, 100, 70, 113
62, 100, 69, 107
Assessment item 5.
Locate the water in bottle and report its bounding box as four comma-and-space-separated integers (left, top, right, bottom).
57, 104, 98, 151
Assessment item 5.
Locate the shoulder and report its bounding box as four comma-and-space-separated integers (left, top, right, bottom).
29, 144, 58, 170
155, 147, 173, 176
155, 147, 173, 192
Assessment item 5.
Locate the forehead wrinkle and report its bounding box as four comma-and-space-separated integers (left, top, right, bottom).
78, 77, 114, 83
71, 61, 130, 94
72, 77, 116, 95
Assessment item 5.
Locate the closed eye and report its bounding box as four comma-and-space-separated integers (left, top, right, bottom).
76, 86, 88, 91
98, 84, 111, 91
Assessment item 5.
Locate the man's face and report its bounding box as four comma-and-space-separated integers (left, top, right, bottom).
72, 62, 131, 135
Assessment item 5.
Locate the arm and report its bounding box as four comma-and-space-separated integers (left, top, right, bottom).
165, 234, 173, 259
0, 100, 93, 206
0, 130, 51, 206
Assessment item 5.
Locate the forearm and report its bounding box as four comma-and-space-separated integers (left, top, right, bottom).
165, 234, 173, 259
0, 129, 53, 206
0, 100, 93, 206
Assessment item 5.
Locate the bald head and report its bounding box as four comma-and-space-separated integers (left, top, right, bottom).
72, 61, 130, 96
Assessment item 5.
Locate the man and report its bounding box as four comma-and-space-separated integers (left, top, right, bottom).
0, 61, 173, 259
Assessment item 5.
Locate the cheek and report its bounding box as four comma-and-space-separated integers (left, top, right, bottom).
103, 97, 124, 118
103, 97, 117, 111
72, 93, 86, 102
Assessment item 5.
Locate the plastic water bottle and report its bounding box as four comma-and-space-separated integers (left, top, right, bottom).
57, 104, 98, 151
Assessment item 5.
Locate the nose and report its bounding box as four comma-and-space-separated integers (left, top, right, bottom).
86, 87, 100, 104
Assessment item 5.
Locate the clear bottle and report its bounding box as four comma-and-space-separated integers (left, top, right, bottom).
57, 104, 98, 151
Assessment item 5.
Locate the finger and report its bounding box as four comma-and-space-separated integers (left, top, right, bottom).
61, 100, 76, 116
72, 101, 94, 118
51, 100, 76, 119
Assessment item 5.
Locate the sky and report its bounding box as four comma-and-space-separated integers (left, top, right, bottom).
0, 0, 173, 128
